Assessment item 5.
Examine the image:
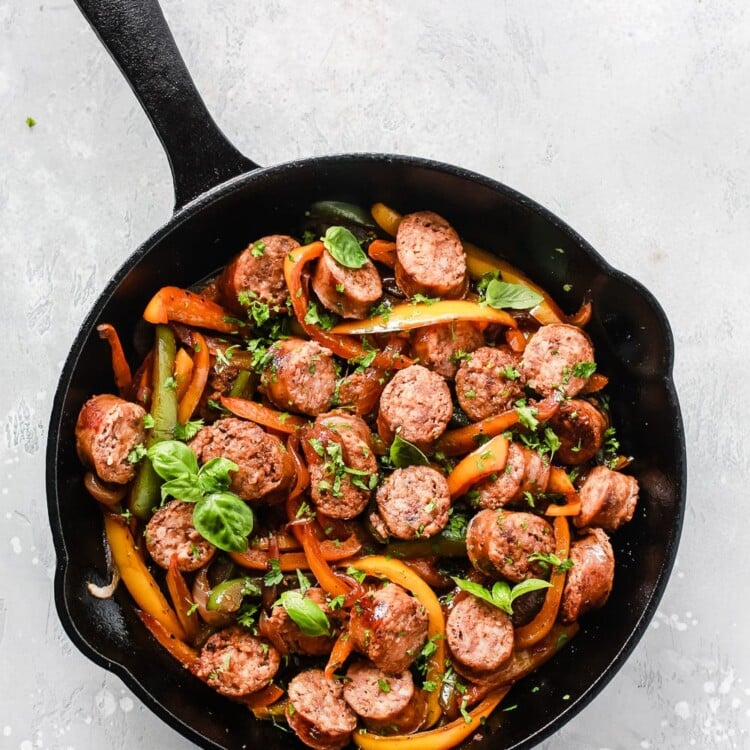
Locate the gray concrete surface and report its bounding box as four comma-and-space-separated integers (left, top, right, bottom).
1, 1, 749, 748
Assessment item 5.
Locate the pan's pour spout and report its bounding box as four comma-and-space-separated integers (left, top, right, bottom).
75, 0, 258, 210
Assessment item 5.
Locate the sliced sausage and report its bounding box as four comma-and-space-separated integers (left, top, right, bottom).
145, 500, 216, 572
377, 364, 452, 451
473, 442, 550, 510
574, 465, 638, 531
349, 583, 430, 674
560, 527, 615, 622
455, 346, 524, 421
520, 323, 595, 397
259, 587, 337, 656
374, 466, 450, 540
466, 509, 554, 583
549, 399, 607, 464
286, 669, 358, 750
218, 234, 299, 311
395, 211, 468, 299
409, 322, 484, 380
446, 595, 514, 681
343, 661, 424, 733
75, 394, 146, 484
307, 413, 378, 519
189, 417, 294, 504
193, 626, 280, 698
334, 367, 386, 416
312, 249, 383, 319
260, 338, 336, 416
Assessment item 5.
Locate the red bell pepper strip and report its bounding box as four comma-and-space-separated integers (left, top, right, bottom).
136, 609, 197, 668
165, 555, 201, 644
143, 286, 243, 334
324, 627, 354, 679
221, 396, 308, 434
96, 323, 132, 395
445, 434, 509, 499
243, 684, 285, 709
287, 432, 311, 500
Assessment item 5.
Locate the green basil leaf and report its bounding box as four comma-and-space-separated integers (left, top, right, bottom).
147, 440, 199, 481
192, 492, 253, 553
491, 581, 512, 614
389, 434, 430, 469
197, 456, 239, 494
160, 477, 204, 503
451, 577, 496, 608
484, 280, 543, 310
509, 578, 552, 607
275, 589, 331, 637
322, 226, 368, 269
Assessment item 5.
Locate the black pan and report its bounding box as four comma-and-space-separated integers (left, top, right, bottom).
46, 1, 686, 748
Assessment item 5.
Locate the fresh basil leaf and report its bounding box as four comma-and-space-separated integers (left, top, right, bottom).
275, 589, 331, 637
322, 226, 368, 269
160, 477, 204, 503
484, 280, 543, 310
491, 581, 512, 613
389, 434, 430, 469
193, 492, 253, 553
197, 456, 239, 494
451, 577, 496, 608
509, 577, 552, 607
147, 440, 199, 481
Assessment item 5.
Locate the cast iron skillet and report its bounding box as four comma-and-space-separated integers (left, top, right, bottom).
46, 1, 686, 748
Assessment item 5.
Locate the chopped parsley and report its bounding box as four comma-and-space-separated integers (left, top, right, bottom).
263, 558, 284, 587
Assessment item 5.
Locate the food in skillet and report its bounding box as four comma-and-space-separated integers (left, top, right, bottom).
77, 200, 638, 750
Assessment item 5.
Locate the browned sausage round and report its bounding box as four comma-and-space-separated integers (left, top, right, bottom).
446, 595, 514, 681
409, 322, 484, 380
549, 399, 607, 464
260, 338, 337, 416
520, 323, 595, 397
574, 465, 639, 531
193, 625, 280, 698
259, 587, 337, 656
377, 365, 452, 451
560, 527, 615, 622
466, 509, 554, 582
286, 669, 358, 750
189, 417, 294, 503
473, 442, 550, 510
334, 367, 386, 416
343, 661, 425, 734
455, 346, 524, 421
374, 466, 450, 540
75, 394, 146, 484
145, 500, 216, 571
312, 249, 383, 319
218, 234, 299, 311
349, 583, 430, 674
307, 413, 378, 519
395, 211, 468, 299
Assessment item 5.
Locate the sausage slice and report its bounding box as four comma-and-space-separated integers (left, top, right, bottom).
145, 500, 215, 572
455, 346, 524, 421
473, 442, 550, 509
312, 249, 383, 319
334, 367, 386, 416
574, 465, 638, 531
548, 399, 607, 464
409, 322, 484, 380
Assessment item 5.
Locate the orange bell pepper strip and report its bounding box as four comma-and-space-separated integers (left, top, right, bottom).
97, 323, 132, 396
165, 555, 201, 643
514, 517, 571, 649
177, 332, 209, 424
505, 327, 527, 353
371, 202, 403, 237
136, 609, 197, 668
143, 286, 243, 334
545, 467, 582, 517
368, 239, 397, 268
581, 372, 609, 394
220, 396, 308, 434
103, 513, 186, 640
243, 684, 285, 709
229, 535, 362, 572
283, 241, 411, 369
173, 348, 194, 402
324, 627, 354, 679
346, 556, 446, 729
331, 299, 516, 336
446, 435, 509, 499
286, 432, 311, 500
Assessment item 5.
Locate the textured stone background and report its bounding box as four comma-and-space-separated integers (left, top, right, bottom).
1, 1, 749, 748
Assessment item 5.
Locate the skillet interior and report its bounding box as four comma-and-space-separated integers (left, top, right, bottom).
47, 153, 685, 750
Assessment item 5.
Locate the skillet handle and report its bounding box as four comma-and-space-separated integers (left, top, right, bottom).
74, 0, 258, 211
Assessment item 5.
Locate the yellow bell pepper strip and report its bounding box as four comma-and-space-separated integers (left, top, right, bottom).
371, 202, 403, 237
220, 396, 308, 434
129, 325, 179, 519
177, 331, 209, 424
446, 434, 509, 499
514, 517, 571, 649
143, 286, 244, 334
545, 467, 582, 517
324, 626, 354, 679
331, 299, 516, 336
283, 241, 412, 369
165, 555, 201, 643
243, 684, 285, 710
368, 239, 397, 268
173, 348, 194, 402
251, 699, 289, 721
353, 687, 511, 750
136, 610, 197, 668
346, 556, 446, 729
96, 323, 133, 396
103, 512, 186, 640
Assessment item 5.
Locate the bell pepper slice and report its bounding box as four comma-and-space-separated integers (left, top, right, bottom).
324, 626, 354, 679
445, 434, 509, 499
177, 332, 209, 425
165, 555, 201, 643
243, 684, 285, 710
221, 396, 308, 434
346, 556, 446, 729
136, 609, 197, 668
371, 202, 403, 237
103, 513, 186, 640
505, 327, 527, 353
514, 517, 571, 649
287, 431, 311, 500
581, 372, 609, 394
96, 323, 132, 396
368, 239, 397, 267
143, 286, 243, 334
331, 299, 516, 336
545, 467, 582, 517
173, 348, 194, 402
